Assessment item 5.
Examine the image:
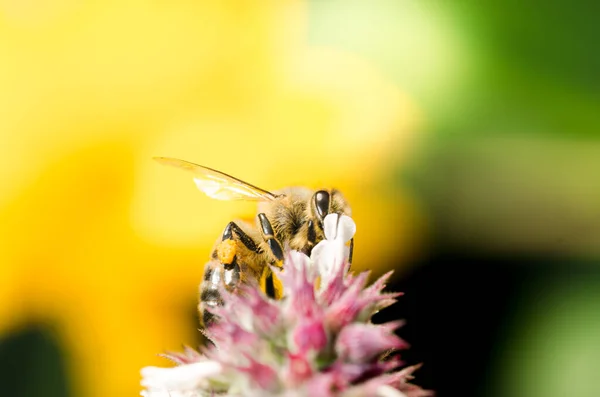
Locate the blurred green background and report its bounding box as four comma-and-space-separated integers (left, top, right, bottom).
1, 1, 598, 396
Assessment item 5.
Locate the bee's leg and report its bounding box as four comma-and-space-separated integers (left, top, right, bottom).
217, 221, 258, 293
257, 213, 284, 266
201, 222, 258, 328
265, 272, 276, 299
221, 221, 260, 255
348, 237, 354, 266
217, 221, 261, 276
301, 219, 317, 256
258, 213, 283, 299
259, 265, 283, 300
258, 213, 283, 298
307, 220, 316, 245
256, 213, 285, 300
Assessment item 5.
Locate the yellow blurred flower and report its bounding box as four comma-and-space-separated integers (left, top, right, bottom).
0, 1, 424, 397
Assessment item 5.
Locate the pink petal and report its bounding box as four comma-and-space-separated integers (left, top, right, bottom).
291, 318, 328, 353
285, 353, 314, 386
206, 316, 259, 347
304, 373, 337, 397
235, 354, 279, 391
318, 260, 350, 305
341, 364, 434, 397
238, 284, 281, 335
336, 322, 409, 364
276, 252, 321, 320
356, 271, 403, 320
376, 385, 408, 397
160, 345, 203, 365
324, 272, 371, 332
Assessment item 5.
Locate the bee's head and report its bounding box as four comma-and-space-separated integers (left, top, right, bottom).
307, 188, 354, 262
310, 189, 351, 229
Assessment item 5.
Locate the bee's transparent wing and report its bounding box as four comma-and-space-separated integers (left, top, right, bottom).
154, 157, 279, 201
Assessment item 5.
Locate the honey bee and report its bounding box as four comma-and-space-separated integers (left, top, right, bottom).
154, 157, 353, 327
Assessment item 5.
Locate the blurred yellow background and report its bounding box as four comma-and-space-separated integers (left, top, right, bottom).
1, 1, 599, 397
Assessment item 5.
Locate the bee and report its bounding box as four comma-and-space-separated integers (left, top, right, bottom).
154, 157, 353, 327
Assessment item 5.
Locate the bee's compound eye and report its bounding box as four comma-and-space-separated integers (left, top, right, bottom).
314, 190, 330, 219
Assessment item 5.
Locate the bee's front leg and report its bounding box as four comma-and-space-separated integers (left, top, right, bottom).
215, 221, 262, 293
257, 213, 284, 266
219, 221, 260, 266
201, 222, 262, 329
257, 213, 285, 299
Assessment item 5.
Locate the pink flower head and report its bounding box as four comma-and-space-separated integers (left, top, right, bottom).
141, 214, 433, 397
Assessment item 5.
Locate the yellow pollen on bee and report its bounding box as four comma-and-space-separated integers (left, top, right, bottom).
217, 239, 237, 264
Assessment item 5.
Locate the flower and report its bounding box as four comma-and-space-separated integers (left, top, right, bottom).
311, 213, 356, 291
141, 214, 433, 397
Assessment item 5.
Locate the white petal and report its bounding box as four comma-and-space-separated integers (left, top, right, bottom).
311, 242, 345, 293
311, 214, 355, 293
311, 242, 335, 273
342, 244, 350, 259
309, 242, 329, 270
141, 361, 222, 392
322, 214, 356, 243
376, 385, 408, 397
288, 250, 312, 272
336, 215, 356, 243
323, 213, 340, 240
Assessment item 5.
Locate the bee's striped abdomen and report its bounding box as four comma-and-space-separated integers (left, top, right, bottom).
198, 258, 240, 328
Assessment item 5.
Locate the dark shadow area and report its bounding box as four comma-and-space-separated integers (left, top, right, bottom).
377, 252, 600, 397
0, 324, 71, 397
